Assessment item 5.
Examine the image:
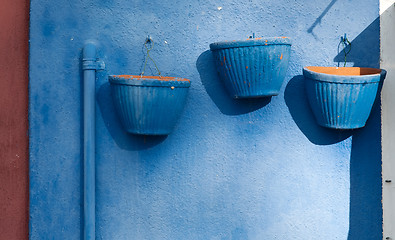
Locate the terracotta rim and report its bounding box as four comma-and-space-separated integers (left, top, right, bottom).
114, 75, 190, 82
245, 36, 289, 41
210, 37, 292, 50
305, 66, 381, 76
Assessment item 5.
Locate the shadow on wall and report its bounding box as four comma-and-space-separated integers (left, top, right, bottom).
284, 75, 353, 145
345, 13, 383, 240
307, 0, 339, 38
96, 82, 167, 151
285, 75, 383, 240
348, 101, 382, 240
196, 50, 271, 116
334, 17, 380, 68
287, 12, 382, 239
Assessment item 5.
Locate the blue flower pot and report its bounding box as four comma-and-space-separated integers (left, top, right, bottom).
303, 67, 386, 129
108, 75, 191, 135
210, 37, 292, 98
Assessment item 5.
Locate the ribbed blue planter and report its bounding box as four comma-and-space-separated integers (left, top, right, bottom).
303, 67, 386, 129
210, 37, 292, 98
109, 75, 191, 135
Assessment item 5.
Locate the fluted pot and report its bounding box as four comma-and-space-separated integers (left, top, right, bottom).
303, 66, 386, 129
109, 75, 191, 135
210, 37, 292, 98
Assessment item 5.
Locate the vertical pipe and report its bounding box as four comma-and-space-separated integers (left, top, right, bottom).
82, 43, 96, 240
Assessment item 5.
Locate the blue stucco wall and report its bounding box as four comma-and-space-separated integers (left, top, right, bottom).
29, 0, 381, 239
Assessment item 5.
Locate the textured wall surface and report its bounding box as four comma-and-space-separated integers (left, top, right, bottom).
0, 0, 29, 239
29, 0, 381, 239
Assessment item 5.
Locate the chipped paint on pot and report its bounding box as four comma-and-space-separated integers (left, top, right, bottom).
303, 66, 386, 129
210, 37, 291, 98
109, 75, 190, 135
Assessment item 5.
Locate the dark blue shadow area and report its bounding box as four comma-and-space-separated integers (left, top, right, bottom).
348, 101, 382, 240
197, 50, 271, 116
96, 82, 167, 151
300, 12, 382, 238
346, 15, 383, 239
284, 75, 352, 145
334, 17, 380, 68
285, 74, 382, 239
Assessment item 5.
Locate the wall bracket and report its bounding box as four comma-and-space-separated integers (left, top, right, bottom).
82, 58, 105, 71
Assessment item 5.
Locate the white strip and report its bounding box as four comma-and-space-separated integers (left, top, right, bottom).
381, 0, 395, 239
380, 0, 394, 14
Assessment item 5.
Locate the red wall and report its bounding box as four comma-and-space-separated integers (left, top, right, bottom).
0, 0, 29, 239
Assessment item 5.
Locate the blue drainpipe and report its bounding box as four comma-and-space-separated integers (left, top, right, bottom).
82, 42, 104, 240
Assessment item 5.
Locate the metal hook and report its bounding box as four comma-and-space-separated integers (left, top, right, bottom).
145, 35, 153, 44
338, 33, 352, 67
140, 36, 162, 77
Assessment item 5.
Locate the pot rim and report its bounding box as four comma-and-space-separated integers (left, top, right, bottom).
303, 66, 385, 84
109, 75, 191, 88
210, 37, 291, 50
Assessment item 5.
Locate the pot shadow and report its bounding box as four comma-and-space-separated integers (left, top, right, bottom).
96, 82, 167, 151
284, 75, 353, 145
196, 50, 271, 116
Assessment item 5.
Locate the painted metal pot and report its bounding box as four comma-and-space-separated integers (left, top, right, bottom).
303, 66, 386, 129
108, 75, 191, 135
210, 37, 292, 98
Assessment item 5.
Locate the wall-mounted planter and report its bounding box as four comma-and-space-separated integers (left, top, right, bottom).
109, 75, 191, 135
303, 66, 386, 129
210, 37, 292, 98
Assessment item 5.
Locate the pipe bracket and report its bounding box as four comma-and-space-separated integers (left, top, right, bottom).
82, 58, 105, 71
